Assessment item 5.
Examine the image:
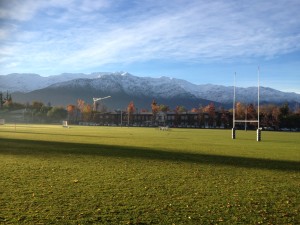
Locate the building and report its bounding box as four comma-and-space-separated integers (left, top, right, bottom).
85, 110, 230, 128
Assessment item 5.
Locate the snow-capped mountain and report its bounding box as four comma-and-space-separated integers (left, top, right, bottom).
50, 73, 195, 99
48, 73, 300, 104
0, 72, 109, 92
3, 72, 300, 109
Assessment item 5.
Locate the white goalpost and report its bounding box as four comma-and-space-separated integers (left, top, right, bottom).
232, 67, 261, 141
62, 120, 69, 128
0, 119, 5, 125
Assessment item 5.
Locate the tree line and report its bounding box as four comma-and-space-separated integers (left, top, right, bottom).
0, 92, 299, 129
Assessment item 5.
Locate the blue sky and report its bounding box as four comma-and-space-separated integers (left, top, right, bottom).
1, 0, 300, 93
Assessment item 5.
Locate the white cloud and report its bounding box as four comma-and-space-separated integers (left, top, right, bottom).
0, 0, 41, 21
60, 0, 300, 67
79, 0, 110, 12
1, 0, 300, 74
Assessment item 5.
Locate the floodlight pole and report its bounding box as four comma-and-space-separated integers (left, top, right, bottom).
232, 72, 236, 139
93, 96, 111, 111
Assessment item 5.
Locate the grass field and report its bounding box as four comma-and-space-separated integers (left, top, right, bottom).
0, 124, 299, 224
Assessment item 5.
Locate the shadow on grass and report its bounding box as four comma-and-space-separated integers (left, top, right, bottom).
0, 130, 125, 140
0, 138, 299, 172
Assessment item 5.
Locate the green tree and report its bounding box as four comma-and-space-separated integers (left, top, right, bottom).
47, 107, 67, 122
159, 104, 169, 113
0, 93, 3, 108
32, 101, 44, 111
36, 105, 51, 122
176, 106, 187, 113
279, 103, 290, 128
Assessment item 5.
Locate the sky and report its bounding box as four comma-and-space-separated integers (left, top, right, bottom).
0, 0, 300, 93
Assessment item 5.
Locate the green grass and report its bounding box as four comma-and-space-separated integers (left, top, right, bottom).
0, 124, 299, 224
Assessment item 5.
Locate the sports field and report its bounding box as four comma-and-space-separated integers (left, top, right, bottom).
0, 124, 299, 224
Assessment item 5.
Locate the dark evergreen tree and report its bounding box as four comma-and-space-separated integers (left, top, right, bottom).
0, 92, 3, 108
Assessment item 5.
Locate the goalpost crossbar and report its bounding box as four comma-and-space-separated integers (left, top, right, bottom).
234, 120, 259, 123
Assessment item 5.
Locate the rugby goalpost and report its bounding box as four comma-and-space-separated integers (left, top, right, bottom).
232, 67, 261, 141
62, 120, 69, 128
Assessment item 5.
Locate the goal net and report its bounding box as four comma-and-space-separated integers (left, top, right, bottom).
0, 119, 5, 125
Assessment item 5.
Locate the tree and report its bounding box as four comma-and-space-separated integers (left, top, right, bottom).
82, 104, 92, 122
32, 101, 44, 111
260, 104, 272, 128
220, 108, 230, 128
2, 91, 13, 109
47, 107, 67, 122
35, 105, 51, 122
279, 103, 290, 128
176, 106, 187, 113
151, 100, 159, 125
75, 99, 93, 122
173, 106, 186, 126
127, 101, 135, 125
159, 104, 169, 113
151, 100, 159, 112
77, 99, 85, 112
280, 103, 289, 117
198, 105, 205, 127
246, 104, 256, 120
190, 108, 199, 113
246, 103, 257, 128
271, 106, 280, 129
66, 104, 77, 123
0, 93, 3, 108
235, 102, 245, 120
260, 104, 280, 129
203, 103, 215, 127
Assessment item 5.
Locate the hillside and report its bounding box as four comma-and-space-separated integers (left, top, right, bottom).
3, 72, 299, 109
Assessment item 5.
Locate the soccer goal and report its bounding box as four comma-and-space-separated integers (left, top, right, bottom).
0, 119, 5, 125
62, 120, 69, 128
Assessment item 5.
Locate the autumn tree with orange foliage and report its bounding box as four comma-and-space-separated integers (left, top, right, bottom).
151, 100, 159, 113
151, 100, 159, 124
76, 99, 92, 122
82, 104, 92, 122
203, 103, 216, 127
66, 104, 77, 123
77, 99, 85, 113
190, 108, 199, 113
127, 101, 135, 125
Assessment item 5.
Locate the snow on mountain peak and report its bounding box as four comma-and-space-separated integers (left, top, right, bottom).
1, 72, 300, 105
121, 72, 130, 76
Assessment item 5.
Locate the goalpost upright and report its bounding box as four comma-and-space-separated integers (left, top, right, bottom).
257, 66, 261, 141
257, 66, 260, 130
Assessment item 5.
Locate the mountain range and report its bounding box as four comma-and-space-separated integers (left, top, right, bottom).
1, 72, 299, 110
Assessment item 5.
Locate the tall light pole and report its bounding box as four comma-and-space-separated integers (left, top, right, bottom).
93, 96, 111, 111
232, 72, 236, 139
